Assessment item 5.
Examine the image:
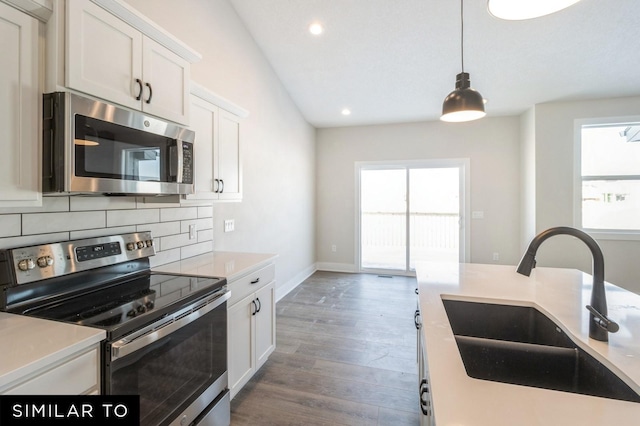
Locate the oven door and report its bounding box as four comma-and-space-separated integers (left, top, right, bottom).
105, 290, 229, 426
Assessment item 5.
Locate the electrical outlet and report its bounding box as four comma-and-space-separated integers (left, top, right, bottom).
224, 219, 235, 233
331, 244, 337, 252
493, 252, 500, 261
189, 224, 196, 240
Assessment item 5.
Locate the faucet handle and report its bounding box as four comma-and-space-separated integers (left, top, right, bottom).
586, 305, 620, 333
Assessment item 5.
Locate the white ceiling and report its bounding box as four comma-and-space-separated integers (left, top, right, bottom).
229, 0, 640, 128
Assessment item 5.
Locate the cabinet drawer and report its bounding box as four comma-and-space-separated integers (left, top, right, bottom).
228, 263, 275, 306
4, 348, 99, 395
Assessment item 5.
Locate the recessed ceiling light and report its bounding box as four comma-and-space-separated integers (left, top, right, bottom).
309, 23, 323, 35
341, 108, 351, 116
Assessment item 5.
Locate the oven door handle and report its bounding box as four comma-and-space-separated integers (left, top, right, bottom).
110, 290, 230, 361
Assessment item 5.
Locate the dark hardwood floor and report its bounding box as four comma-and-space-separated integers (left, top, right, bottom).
230, 271, 420, 425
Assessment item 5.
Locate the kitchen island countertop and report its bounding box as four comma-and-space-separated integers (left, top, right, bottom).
417, 262, 640, 425
0, 313, 105, 391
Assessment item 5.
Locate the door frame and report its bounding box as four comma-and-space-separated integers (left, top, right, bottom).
355, 158, 471, 275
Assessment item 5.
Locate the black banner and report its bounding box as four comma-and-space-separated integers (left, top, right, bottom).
0, 395, 139, 426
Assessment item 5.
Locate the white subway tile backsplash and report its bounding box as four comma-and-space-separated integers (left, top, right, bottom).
159, 233, 192, 251
149, 247, 181, 267
0, 232, 69, 249
0, 196, 214, 263
160, 207, 198, 222
180, 218, 213, 234
107, 209, 159, 227
181, 240, 213, 259
0, 197, 69, 214
137, 221, 181, 238
70, 196, 137, 211
70, 226, 137, 240
197, 228, 214, 242
22, 211, 106, 235
198, 205, 213, 218
0, 215, 21, 237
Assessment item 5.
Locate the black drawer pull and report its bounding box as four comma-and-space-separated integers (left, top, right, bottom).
250, 278, 260, 284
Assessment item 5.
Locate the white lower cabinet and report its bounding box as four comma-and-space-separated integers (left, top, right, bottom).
1, 345, 100, 395
417, 308, 436, 426
227, 263, 276, 399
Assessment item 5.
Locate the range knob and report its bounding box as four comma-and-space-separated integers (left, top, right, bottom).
136, 304, 147, 314
145, 239, 153, 247
145, 301, 155, 310
126, 309, 137, 318
36, 256, 54, 268
126, 242, 135, 251
136, 241, 145, 249
17, 259, 35, 271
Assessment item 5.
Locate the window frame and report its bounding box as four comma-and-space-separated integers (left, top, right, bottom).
574, 116, 640, 241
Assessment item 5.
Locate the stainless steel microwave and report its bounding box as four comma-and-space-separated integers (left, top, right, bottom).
43, 92, 195, 196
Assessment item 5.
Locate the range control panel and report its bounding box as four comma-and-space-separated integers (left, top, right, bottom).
9, 232, 155, 285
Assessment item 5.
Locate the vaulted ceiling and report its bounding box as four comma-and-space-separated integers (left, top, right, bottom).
230, 0, 640, 127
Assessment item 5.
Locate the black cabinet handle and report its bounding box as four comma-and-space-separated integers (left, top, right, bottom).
251, 300, 257, 316
419, 378, 429, 415
415, 288, 419, 295
135, 79, 143, 100
256, 297, 261, 313
250, 278, 260, 284
213, 179, 219, 193
145, 82, 153, 104
414, 309, 421, 330
220, 179, 224, 193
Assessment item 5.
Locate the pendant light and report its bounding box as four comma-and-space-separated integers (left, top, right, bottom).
441, 0, 486, 123
488, 0, 582, 21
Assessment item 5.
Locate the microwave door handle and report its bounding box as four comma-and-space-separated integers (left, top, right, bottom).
176, 141, 184, 183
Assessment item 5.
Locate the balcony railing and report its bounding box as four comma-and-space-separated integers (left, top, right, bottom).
361, 212, 459, 269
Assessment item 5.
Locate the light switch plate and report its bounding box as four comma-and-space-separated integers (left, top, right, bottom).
224, 219, 235, 233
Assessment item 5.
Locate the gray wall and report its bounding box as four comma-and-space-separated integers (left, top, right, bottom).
316, 116, 522, 271
527, 95, 640, 294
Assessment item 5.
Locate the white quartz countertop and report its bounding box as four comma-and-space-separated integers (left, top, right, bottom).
0, 313, 105, 390
416, 262, 640, 425
153, 251, 277, 281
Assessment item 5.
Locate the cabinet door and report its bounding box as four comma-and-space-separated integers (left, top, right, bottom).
187, 95, 218, 200
0, 2, 41, 206
142, 36, 190, 125
216, 109, 242, 200
255, 281, 276, 369
66, 0, 142, 110
228, 293, 256, 398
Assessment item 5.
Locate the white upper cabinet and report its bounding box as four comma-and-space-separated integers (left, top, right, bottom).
63, 0, 196, 125
0, 1, 42, 206
186, 83, 248, 202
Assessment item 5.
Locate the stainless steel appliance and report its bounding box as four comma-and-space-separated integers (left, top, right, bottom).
43, 92, 195, 196
0, 232, 230, 426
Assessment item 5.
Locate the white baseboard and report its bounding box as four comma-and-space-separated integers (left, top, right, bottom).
315, 262, 357, 273
275, 263, 317, 302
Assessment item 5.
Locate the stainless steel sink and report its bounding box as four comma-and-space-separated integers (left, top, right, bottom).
442, 299, 640, 403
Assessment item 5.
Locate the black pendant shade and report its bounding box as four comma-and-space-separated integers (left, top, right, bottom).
441, 72, 486, 122
440, 0, 486, 123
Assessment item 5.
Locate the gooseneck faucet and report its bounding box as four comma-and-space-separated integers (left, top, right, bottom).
516, 226, 619, 342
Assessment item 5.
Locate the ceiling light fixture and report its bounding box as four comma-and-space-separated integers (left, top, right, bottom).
441, 0, 486, 123
309, 23, 323, 35
341, 108, 351, 116
487, 0, 582, 20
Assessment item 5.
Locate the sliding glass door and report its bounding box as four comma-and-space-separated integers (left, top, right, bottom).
358, 160, 469, 274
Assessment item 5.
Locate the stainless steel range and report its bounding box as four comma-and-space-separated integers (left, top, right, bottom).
0, 232, 230, 426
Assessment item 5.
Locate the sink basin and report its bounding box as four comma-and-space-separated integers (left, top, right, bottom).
443, 299, 574, 348
443, 299, 640, 403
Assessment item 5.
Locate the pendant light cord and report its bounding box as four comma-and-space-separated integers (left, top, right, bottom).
460, 0, 464, 74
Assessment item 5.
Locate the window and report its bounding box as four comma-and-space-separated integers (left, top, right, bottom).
579, 122, 640, 233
